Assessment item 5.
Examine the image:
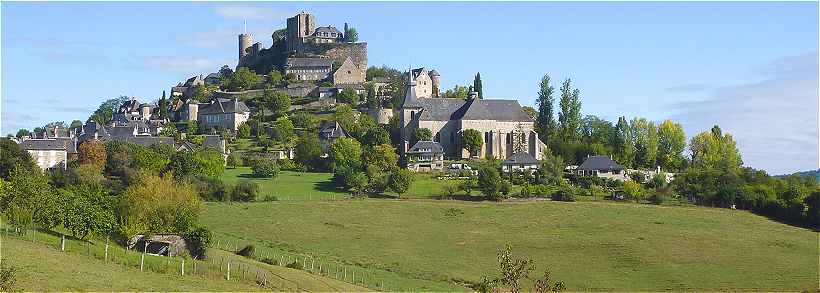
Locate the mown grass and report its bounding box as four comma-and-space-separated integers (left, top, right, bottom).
201, 199, 819, 291
221, 167, 348, 201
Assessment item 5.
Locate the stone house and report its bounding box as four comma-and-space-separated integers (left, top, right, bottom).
308, 26, 343, 44
398, 73, 547, 161
318, 121, 348, 153
129, 234, 189, 257
197, 98, 251, 131
333, 57, 365, 85
285, 58, 332, 81
408, 67, 440, 99
501, 152, 540, 173
406, 141, 445, 172
171, 75, 205, 98
576, 155, 628, 181
18, 138, 76, 170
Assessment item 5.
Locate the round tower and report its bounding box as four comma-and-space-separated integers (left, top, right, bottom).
238, 33, 253, 60
429, 70, 441, 97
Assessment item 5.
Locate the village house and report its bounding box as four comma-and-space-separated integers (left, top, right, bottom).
398, 70, 547, 161
501, 152, 540, 173
285, 58, 333, 81
406, 141, 445, 172
318, 120, 348, 153
576, 155, 628, 181
333, 57, 365, 85
197, 98, 251, 131
19, 138, 76, 170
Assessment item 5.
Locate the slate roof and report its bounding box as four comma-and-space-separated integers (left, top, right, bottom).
202, 135, 226, 153
408, 141, 443, 154
407, 97, 533, 123
503, 152, 539, 165
372, 76, 391, 83
20, 138, 74, 152
578, 156, 624, 171
286, 58, 332, 69
318, 121, 348, 140
313, 26, 342, 37
198, 99, 250, 115
176, 141, 197, 152
119, 136, 175, 147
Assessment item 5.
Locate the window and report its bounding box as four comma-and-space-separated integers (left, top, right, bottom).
506, 133, 511, 144
410, 111, 415, 119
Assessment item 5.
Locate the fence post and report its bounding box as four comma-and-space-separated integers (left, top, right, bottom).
352, 269, 355, 284
227, 261, 231, 280
60, 234, 65, 251
140, 242, 147, 271
104, 236, 109, 261
344, 266, 347, 281
217, 239, 220, 249
193, 256, 197, 274
181, 258, 185, 276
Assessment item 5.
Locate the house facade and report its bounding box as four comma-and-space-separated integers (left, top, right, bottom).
19, 138, 76, 170
333, 57, 365, 85
576, 155, 628, 181
285, 58, 332, 81
318, 121, 348, 153
406, 141, 444, 172
398, 73, 547, 161
197, 98, 251, 131
501, 152, 540, 173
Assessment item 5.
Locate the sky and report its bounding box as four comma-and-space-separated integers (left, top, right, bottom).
1, 1, 817, 175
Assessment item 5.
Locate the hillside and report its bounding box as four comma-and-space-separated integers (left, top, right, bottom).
201, 199, 819, 291
3, 232, 366, 291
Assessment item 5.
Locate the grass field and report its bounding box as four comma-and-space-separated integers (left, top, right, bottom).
1, 226, 366, 291
221, 167, 348, 200
201, 199, 819, 291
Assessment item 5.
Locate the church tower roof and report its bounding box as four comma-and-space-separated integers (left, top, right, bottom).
402, 69, 423, 108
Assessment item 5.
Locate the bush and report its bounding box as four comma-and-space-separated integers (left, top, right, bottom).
0, 265, 15, 292
551, 186, 577, 202
231, 180, 259, 202
286, 261, 303, 270
648, 193, 666, 205
500, 180, 512, 197
237, 244, 255, 257
192, 175, 228, 201
185, 226, 212, 259
251, 158, 279, 178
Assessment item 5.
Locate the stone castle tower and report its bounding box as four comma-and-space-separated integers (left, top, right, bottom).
286, 12, 316, 51
239, 33, 252, 60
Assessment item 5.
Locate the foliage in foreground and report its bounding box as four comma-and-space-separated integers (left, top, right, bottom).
476, 244, 565, 293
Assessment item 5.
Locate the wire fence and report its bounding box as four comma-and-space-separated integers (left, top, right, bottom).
0, 224, 325, 291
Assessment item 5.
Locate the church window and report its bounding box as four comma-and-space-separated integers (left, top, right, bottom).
506, 133, 511, 144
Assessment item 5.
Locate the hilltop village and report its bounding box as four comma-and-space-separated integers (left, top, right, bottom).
1, 9, 818, 293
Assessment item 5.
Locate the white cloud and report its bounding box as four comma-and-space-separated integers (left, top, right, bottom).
214, 6, 292, 21
670, 52, 819, 175
143, 56, 233, 74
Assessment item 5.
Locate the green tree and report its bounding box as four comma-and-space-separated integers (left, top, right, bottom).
291, 112, 320, 131
194, 149, 226, 177
2, 167, 51, 228
443, 85, 470, 100
361, 126, 390, 147
343, 24, 359, 42
689, 125, 742, 170
69, 120, 83, 130
251, 158, 279, 178
267, 90, 291, 120
478, 163, 502, 200
474, 72, 484, 99
226, 152, 241, 169
333, 104, 356, 132
119, 175, 202, 234
222, 67, 262, 91
90, 96, 129, 125
237, 122, 252, 138
630, 118, 659, 169
158, 91, 170, 119
412, 128, 432, 144
623, 180, 646, 202
364, 144, 399, 172
268, 69, 284, 86
77, 139, 107, 170
15, 129, 30, 139
295, 135, 323, 170
337, 88, 360, 105
62, 183, 115, 239
461, 129, 483, 157
536, 147, 564, 185
0, 138, 37, 179
388, 168, 413, 196
272, 116, 295, 143
613, 116, 635, 167
657, 119, 686, 171
557, 79, 582, 142
329, 138, 362, 173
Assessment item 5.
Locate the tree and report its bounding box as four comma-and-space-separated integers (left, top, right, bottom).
343, 24, 359, 42
412, 128, 432, 144
473, 72, 484, 99
295, 135, 323, 170
337, 88, 360, 105
479, 244, 565, 293
361, 126, 390, 147
443, 85, 470, 100
268, 69, 284, 86
158, 91, 170, 119
292, 112, 319, 131
238, 122, 252, 138
226, 153, 242, 169
222, 67, 262, 91
522, 107, 537, 121
613, 116, 635, 167
119, 174, 202, 234
231, 180, 259, 202
267, 90, 291, 120
90, 96, 129, 125
536, 147, 564, 185
689, 125, 742, 170
0, 138, 37, 179
630, 118, 659, 169
557, 79, 582, 142
478, 163, 502, 200
388, 168, 413, 196
69, 120, 83, 130
329, 138, 362, 173
62, 183, 115, 239
657, 120, 686, 171
251, 158, 279, 178
15, 129, 30, 139
272, 116, 295, 143
77, 140, 107, 170
194, 149, 226, 177
2, 167, 51, 229
333, 104, 356, 132
461, 129, 483, 157
363, 144, 399, 172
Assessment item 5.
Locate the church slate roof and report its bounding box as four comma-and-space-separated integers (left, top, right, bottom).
318, 121, 348, 140
411, 98, 533, 123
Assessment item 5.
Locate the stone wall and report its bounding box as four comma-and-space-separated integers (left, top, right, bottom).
300, 42, 368, 70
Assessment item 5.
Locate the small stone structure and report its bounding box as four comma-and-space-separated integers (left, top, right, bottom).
129, 234, 190, 257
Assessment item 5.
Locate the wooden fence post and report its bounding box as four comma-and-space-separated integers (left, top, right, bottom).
227, 261, 231, 280
181, 258, 185, 276
60, 234, 65, 251
140, 242, 147, 271
104, 236, 109, 261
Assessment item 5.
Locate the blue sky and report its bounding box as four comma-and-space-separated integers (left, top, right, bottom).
1, 1, 817, 174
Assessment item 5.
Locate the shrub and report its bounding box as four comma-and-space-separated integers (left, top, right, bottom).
251, 158, 279, 178
648, 193, 666, 205
192, 175, 228, 201
185, 226, 212, 259
237, 244, 255, 257
226, 153, 242, 169
551, 186, 577, 202
500, 180, 512, 197
286, 261, 303, 270
231, 180, 259, 202
0, 265, 15, 292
